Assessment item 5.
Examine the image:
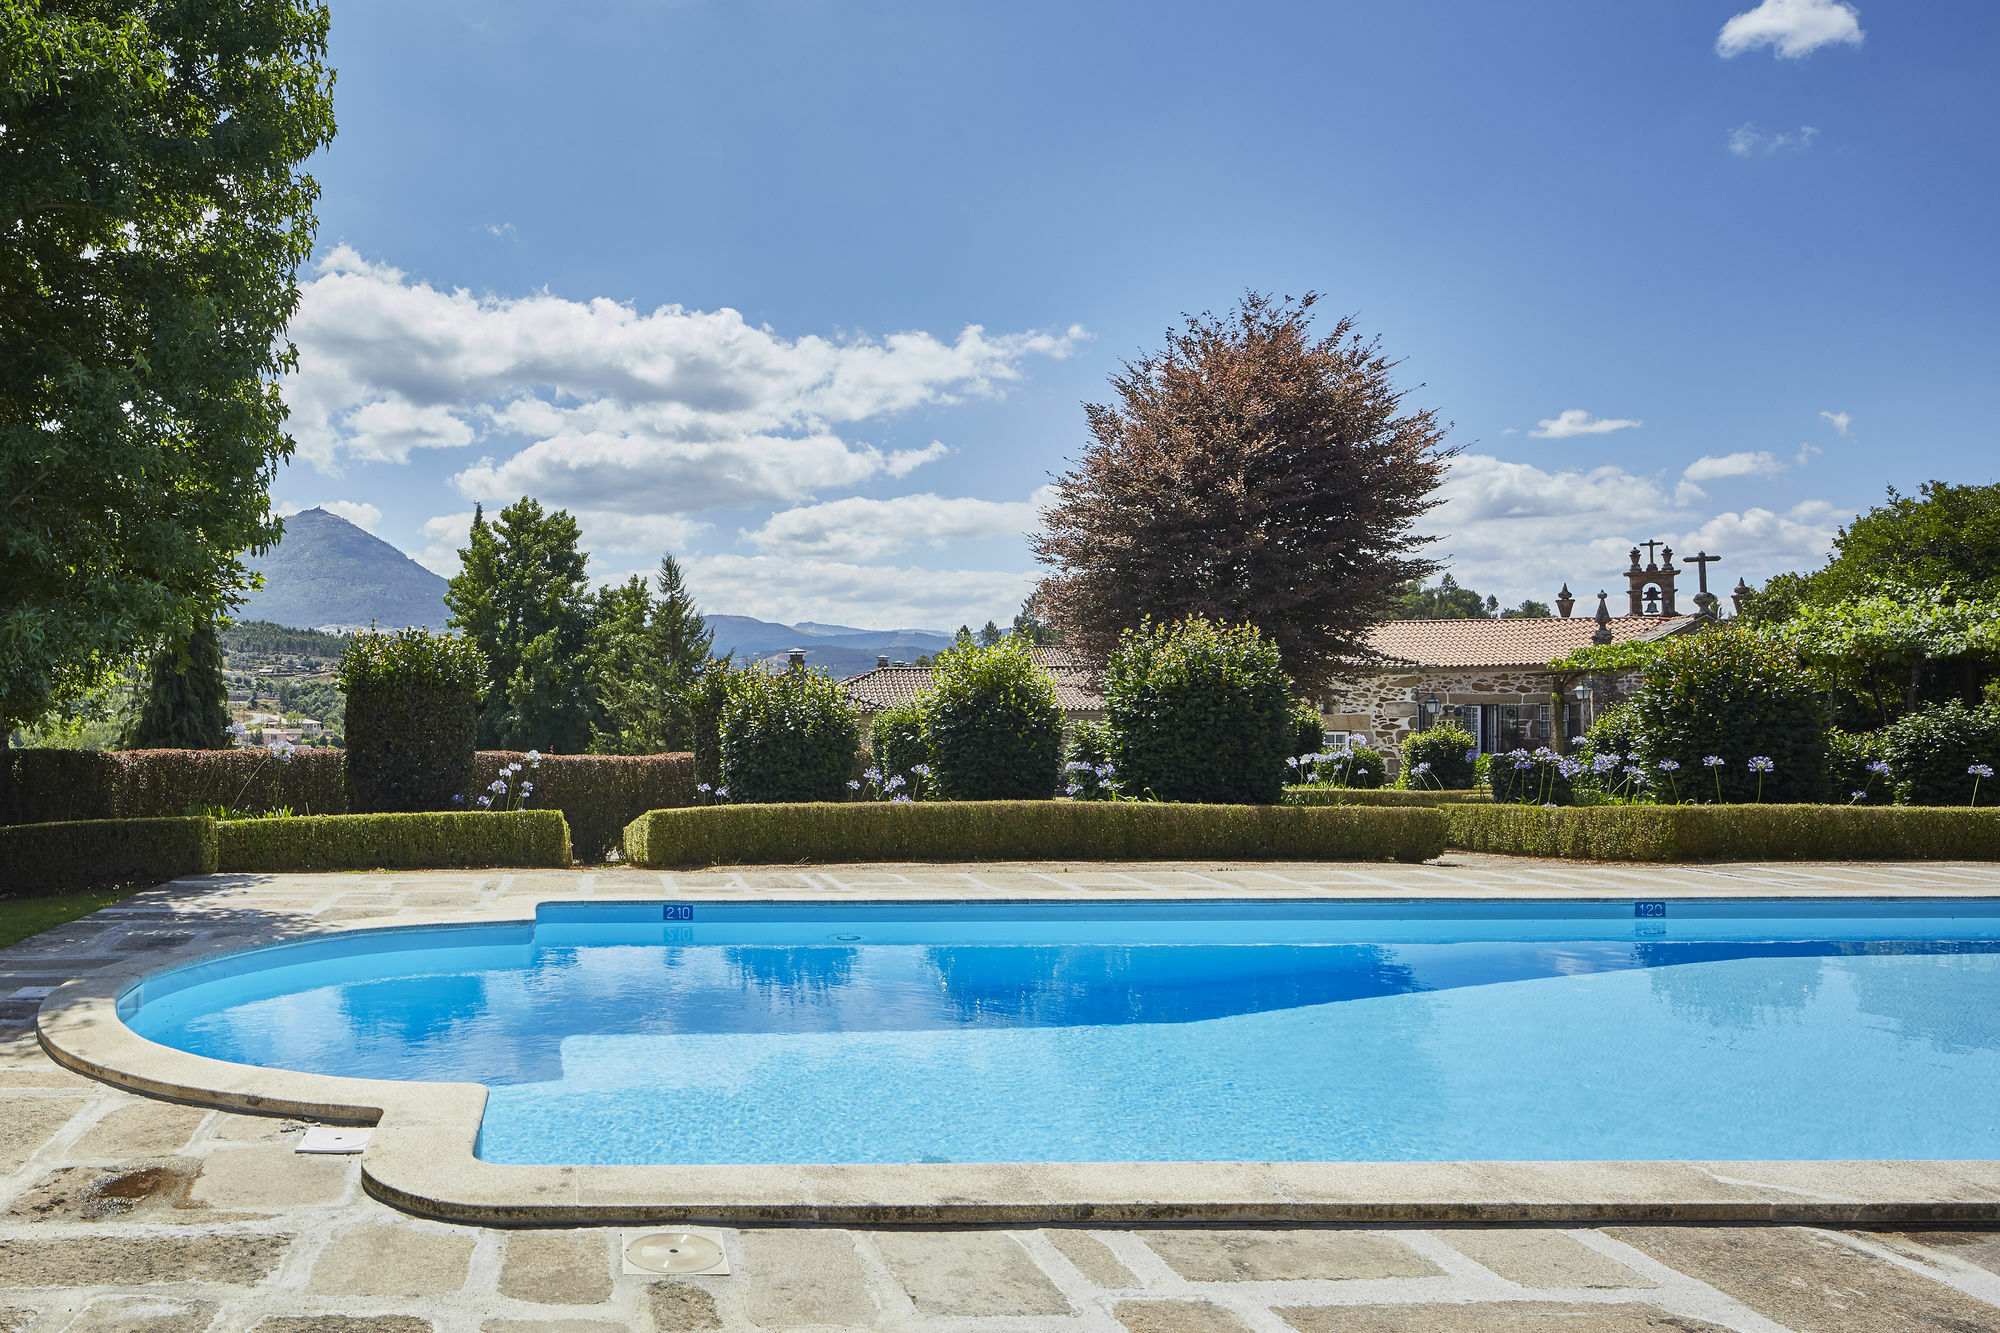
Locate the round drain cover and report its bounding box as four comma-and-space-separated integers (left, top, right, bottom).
626, 1232, 726, 1275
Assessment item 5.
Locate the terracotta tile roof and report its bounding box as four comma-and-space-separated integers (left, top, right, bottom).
1360, 615, 1699, 670
840, 661, 1105, 714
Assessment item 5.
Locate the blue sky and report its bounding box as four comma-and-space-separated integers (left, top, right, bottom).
274, 0, 2000, 629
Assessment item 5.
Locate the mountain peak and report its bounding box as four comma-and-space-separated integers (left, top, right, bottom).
238, 508, 450, 631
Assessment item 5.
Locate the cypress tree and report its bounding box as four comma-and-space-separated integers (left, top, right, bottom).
126, 619, 233, 749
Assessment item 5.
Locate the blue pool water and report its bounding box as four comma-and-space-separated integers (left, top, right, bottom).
122, 899, 2000, 1164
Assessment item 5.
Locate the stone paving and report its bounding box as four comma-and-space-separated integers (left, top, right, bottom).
4, 861, 2000, 1330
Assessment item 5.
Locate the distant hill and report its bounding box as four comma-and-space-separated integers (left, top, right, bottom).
704, 616, 953, 678
236, 507, 451, 631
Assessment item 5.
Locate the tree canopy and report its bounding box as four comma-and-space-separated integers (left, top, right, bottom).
0, 0, 336, 738
591, 554, 716, 753
1032, 292, 1450, 691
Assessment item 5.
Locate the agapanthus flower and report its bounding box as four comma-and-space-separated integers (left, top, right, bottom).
452, 794, 465, 804
1623, 765, 1647, 780
890, 793, 913, 803
519, 782, 532, 796
715, 786, 729, 798
1747, 756, 1775, 773
1866, 759, 1891, 776
525, 750, 542, 765
1703, 755, 1725, 767
847, 779, 861, 790
1465, 750, 1478, 764
1658, 759, 1680, 772
488, 778, 507, 793
1852, 790, 1868, 801
696, 782, 712, 793
1513, 758, 1533, 770
862, 767, 881, 782
1414, 761, 1431, 773
476, 794, 492, 808
1972, 764, 1996, 779
911, 764, 932, 777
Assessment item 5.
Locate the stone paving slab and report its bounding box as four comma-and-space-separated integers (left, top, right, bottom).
3, 867, 2000, 1328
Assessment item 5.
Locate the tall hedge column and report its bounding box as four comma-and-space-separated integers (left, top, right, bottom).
338, 630, 487, 813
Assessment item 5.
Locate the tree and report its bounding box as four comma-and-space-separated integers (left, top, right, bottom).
594, 555, 715, 753
1500, 598, 1553, 619
1033, 293, 1450, 690
126, 619, 231, 749
978, 620, 1004, 647
1391, 575, 1491, 619
1011, 593, 1059, 645
1, 0, 337, 752
1814, 482, 2000, 604
445, 498, 595, 752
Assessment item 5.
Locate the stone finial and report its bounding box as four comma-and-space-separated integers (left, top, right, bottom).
1592, 591, 1614, 645
1628, 547, 1642, 572
1732, 577, 1754, 617
1556, 584, 1575, 618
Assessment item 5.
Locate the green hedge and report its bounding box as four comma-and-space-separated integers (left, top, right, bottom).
340, 628, 484, 814
0, 817, 218, 899
469, 752, 695, 862
924, 638, 1064, 800
1444, 803, 2000, 861
1, 748, 345, 824
217, 810, 571, 873
624, 800, 1445, 868
1284, 787, 1492, 807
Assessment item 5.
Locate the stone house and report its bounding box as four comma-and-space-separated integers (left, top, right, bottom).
1318, 545, 1742, 763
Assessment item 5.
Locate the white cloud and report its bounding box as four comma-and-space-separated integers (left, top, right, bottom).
414, 508, 706, 578
276, 499, 383, 532
1420, 453, 1841, 611
1795, 441, 1823, 466
668, 554, 1036, 630
741, 487, 1054, 562
1682, 450, 1786, 481
282, 247, 1083, 518
1528, 409, 1642, 439
1727, 123, 1819, 156
1820, 409, 1852, 437
1717, 0, 1864, 59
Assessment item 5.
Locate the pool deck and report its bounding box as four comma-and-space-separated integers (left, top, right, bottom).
8, 859, 2000, 1329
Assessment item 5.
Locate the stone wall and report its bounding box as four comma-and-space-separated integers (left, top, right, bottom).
1318, 667, 1643, 771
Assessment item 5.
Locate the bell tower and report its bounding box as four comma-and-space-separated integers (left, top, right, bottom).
1625, 541, 1679, 616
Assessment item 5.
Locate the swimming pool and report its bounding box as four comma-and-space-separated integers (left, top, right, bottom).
121, 899, 2000, 1165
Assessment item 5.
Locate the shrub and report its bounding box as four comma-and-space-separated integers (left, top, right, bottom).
1881, 702, 2000, 806
1581, 704, 1640, 766
117, 747, 345, 817
1103, 617, 1292, 804
1487, 747, 1578, 805
1445, 803, 2000, 862
1, 750, 123, 825
1293, 744, 1386, 789
868, 702, 931, 799
0, 817, 218, 898
468, 752, 696, 861
923, 638, 1064, 800
339, 629, 486, 814
1627, 624, 1828, 803
1062, 722, 1118, 799
1826, 729, 1892, 805
1289, 703, 1326, 759
1400, 723, 1477, 790
624, 800, 1445, 868
217, 810, 570, 872
683, 664, 735, 794
719, 668, 860, 804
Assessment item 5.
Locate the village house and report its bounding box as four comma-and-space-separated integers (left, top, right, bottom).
1318, 544, 1747, 762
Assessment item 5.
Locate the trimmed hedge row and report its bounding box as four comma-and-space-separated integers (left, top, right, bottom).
0, 818, 218, 899
1283, 787, 1493, 807
217, 810, 571, 873
1444, 803, 2000, 862
1, 748, 345, 824
624, 800, 1446, 868
469, 752, 696, 861
2, 748, 696, 862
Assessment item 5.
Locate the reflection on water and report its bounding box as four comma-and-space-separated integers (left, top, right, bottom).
145, 937, 2000, 1091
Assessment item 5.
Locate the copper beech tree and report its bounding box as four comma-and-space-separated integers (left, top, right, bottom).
1031, 293, 1452, 693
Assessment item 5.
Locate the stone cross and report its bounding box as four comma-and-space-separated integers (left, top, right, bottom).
1641, 539, 1663, 568
1687, 550, 1721, 615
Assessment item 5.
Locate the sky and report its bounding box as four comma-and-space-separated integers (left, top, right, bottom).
273, 0, 2000, 630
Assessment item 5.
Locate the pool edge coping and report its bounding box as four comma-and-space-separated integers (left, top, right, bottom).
36, 889, 2000, 1228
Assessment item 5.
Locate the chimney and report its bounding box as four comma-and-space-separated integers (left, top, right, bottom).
877, 655, 890, 669
1556, 584, 1575, 618
787, 648, 806, 669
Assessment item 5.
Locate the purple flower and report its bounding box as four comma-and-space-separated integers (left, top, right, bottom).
1851, 790, 1868, 801
911, 763, 932, 777
452, 793, 465, 804
519, 782, 532, 795
1747, 756, 1775, 773
1971, 764, 1995, 779
488, 778, 507, 793
1464, 749, 1478, 763
696, 782, 712, 793
1703, 755, 1726, 768
1866, 759, 1891, 776
847, 779, 861, 790
476, 794, 492, 808
1657, 759, 1680, 772
1414, 761, 1431, 773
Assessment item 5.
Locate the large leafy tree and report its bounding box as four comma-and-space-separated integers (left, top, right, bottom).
445, 498, 595, 752
592, 555, 716, 753
1745, 482, 2000, 624
1, 0, 336, 745
1032, 293, 1450, 691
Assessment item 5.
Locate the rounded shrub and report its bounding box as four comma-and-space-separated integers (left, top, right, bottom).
1062, 721, 1117, 800
1881, 702, 2000, 806
923, 638, 1064, 800
1400, 722, 1477, 790
338, 629, 485, 813
1289, 703, 1326, 759
868, 701, 931, 798
718, 667, 860, 804
1628, 624, 1828, 804
1103, 617, 1292, 804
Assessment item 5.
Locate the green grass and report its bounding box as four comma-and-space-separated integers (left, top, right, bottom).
0, 886, 141, 952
